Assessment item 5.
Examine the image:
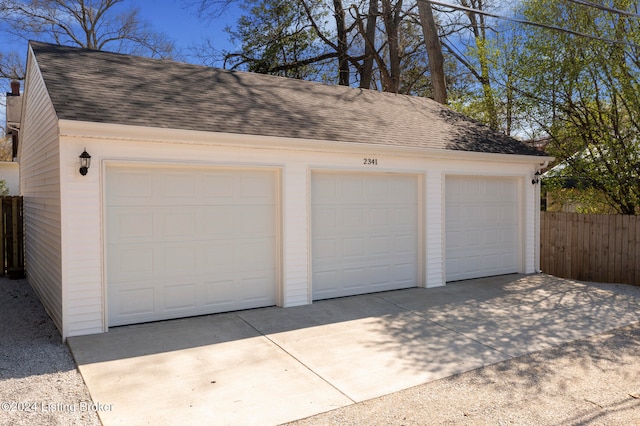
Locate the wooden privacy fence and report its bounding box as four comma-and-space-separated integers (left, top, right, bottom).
1, 196, 25, 278
540, 211, 640, 286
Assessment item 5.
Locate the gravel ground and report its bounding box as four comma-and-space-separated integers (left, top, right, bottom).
0, 278, 101, 426
1, 277, 640, 426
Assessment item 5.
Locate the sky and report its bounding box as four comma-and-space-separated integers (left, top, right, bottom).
128, 0, 242, 63
0, 0, 244, 127
0, 0, 242, 70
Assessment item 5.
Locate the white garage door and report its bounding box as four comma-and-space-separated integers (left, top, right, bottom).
312, 172, 420, 300
106, 166, 278, 326
445, 176, 520, 282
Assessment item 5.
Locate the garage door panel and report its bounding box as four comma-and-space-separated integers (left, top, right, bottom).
240, 239, 276, 270
203, 243, 235, 269
483, 206, 499, 223
343, 208, 364, 229
394, 235, 417, 253
160, 173, 196, 198
370, 265, 391, 283
202, 208, 234, 235
389, 180, 416, 202
240, 175, 273, 197
107, 166, 278, 327
313, 270, 339, 293
313, 238, 338, 260
391, 207, 417, 228
161, 210, 196, 237
116, 287, 155, 316
342, 177, 365, 201
370, 209, 388, 227
108, 245, 154, 280
238, 205, 275, 234
343, 238, 364, 257
314, 209, 337, 231
312, 172, 420, 300
202, 175, 234, 198
446, 176, 519, 282
107, 208, 154, 242
202, 280, 235, 306
485, 229, 499, 245
447, 231, 464, 250
164, 283, 197, 311
240, 275, 276, 302
370, 236, 390, 254
395, 262, 417, 282
343, 268, 365, 288
163, 245, 198, 271
109, 171, 153, 200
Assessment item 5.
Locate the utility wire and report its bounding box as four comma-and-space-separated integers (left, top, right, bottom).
563, 0, 640, 19
421, 0, 640, 49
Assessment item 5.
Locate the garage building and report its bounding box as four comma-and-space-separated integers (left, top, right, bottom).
18, 42, 551, 339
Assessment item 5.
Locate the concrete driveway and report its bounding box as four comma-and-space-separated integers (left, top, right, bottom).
67, 274, 640, 426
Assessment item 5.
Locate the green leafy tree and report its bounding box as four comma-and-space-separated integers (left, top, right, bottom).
224, 0, 327, 79
431, 0, 502, 129
516, 0, 640, 214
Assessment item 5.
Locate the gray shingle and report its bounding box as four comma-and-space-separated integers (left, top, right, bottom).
30, 41, 544, 157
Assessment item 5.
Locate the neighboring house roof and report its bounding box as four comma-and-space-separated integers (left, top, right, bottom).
29, 41, 544, 157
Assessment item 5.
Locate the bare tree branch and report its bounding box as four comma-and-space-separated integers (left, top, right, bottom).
0, 0, 175, 58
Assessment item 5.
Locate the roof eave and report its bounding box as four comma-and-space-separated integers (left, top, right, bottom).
59, 119, 554, 165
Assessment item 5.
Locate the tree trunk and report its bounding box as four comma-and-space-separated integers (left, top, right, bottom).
333, 0, 350, 86
381, 0, 401, 93
418, 1, 447, 104
505, 70, 513, 136
461, 0, 499, 129
360, 0, 378, 89
478, 40, 499, 130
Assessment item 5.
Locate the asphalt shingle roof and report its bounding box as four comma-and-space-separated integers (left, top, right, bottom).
30, 41, 544, 157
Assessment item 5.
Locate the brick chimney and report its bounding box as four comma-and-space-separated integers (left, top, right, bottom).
10, 80, 20, 96
6, 80, 22, 160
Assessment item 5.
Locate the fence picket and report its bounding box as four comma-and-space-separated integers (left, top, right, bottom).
540, 211, 640, 286
0, 196, 24, 278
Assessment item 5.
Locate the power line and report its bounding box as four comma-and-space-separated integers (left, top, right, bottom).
563, 0, 640, 19
421, 0, 640, 50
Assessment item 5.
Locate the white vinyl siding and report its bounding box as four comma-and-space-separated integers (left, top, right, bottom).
311, 172, 420, 299
445, 176, 520, 281
106, 165, 279, 326
425, 170, 444, 287
59, 139, 105, 337
282, 164, 310, 306
19, 50, 64, 334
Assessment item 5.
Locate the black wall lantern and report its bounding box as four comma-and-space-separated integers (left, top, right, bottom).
79, 149, 91, 176
531, 170, 541, 185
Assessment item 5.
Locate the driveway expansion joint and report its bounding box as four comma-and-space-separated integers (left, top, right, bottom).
233, 313, 357, 404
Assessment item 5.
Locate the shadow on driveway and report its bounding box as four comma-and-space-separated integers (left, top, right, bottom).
67, 273, 640, 425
